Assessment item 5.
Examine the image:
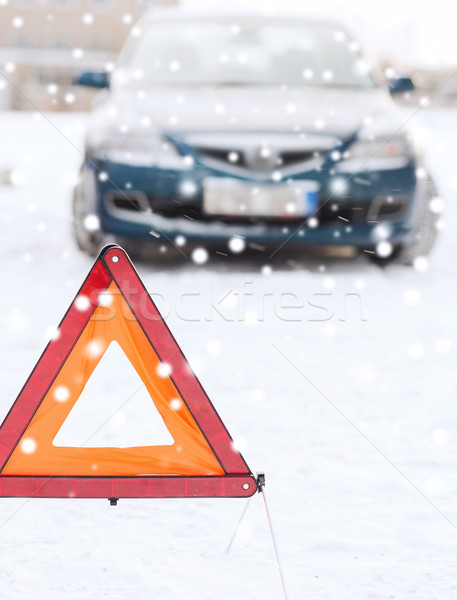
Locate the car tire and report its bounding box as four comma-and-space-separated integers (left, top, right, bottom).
369, 176, 440, 266
394, 176, 440, 266
72, 181, 104, 257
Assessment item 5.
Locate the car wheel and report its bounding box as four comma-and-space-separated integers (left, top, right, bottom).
72, 182, 104, 257
368, 176, 440, 266
394, 177, 440, 266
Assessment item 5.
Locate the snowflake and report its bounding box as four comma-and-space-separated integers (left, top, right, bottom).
413, 256, 429, 272
54, 386, 70, 402
303, 68, 314, 80
170, 398, 182, 410
228, 237, 245, 253
375, 241, 393, 258
87, 340, 103, 358
157, 362, 172, 378
75, 295, 90, 311
191, 247, 209, 265
20, 437, 37, 454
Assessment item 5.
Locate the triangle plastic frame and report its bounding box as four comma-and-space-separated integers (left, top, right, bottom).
0, 245, 258, 500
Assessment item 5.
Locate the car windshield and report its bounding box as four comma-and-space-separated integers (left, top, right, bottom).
116, 20, 377, 89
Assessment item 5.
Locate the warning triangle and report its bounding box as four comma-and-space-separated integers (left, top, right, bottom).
0, 245, 257, 499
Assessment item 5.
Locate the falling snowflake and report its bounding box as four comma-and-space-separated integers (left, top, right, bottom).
157, 362, 172, 378
191, 247, 209, 265
413, 256, 429, 272
83, 214, 100, 231
322, 276, 335, 290
47, 83, 58, 95
308, 217, 319, 228
175, 235, 186, 247
44, 325, 60, 341
323, 70, 334, 81
271, 170, 282, 182
179, 180, 197, 197
87, 340, 103, 358
9, 169, 26, 186
429, 196, 444, 214
20, 437, 37, 454
98, 291, 113, 307
228, 237, 245, 253
54, 386, 70, 402
75, 295, 90, 311
375, 241, 393, 258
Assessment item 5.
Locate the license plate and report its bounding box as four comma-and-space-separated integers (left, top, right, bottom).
203, 178, 319, 218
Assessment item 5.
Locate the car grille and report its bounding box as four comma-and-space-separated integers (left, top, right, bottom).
195, 147, 318, 171
184, 132, 339, 175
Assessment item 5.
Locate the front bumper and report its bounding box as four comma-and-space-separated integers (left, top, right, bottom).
84, 156, 418, 251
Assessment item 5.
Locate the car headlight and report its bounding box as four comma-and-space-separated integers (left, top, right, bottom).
335, 136, 415, 172
88, 128, 192, 170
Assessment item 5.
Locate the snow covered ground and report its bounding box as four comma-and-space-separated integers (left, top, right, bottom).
0, 107, 456, 599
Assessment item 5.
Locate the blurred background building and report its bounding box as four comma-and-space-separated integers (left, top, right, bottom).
1, 0, 456, 111
0, 0, 177, 110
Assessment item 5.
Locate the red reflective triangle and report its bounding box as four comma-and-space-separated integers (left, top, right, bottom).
0, 245, 257, 499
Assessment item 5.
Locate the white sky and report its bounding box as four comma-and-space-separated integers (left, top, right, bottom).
180, 0, 457, 68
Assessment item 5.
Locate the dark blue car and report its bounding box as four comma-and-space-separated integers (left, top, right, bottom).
74, 10, 439, 264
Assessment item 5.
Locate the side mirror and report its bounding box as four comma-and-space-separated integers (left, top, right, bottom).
75, 71, 109, 89
388, 77, 415, 95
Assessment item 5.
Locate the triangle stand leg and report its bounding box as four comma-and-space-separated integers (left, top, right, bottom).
225, 495, 253, 553
258, 474, 290, 600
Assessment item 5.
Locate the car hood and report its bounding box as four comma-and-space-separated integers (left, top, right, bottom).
99, 85, 404, 141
